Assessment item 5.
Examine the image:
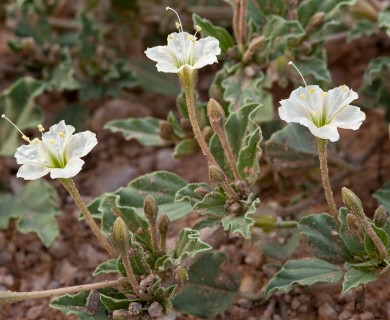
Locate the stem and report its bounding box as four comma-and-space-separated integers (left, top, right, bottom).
0, 280, 121, 305
316, 138, 339, 223
59, 178, 118, 258
238, 0, 247, 46
360, 217, 388, 259
254, 220, 298, 230
149, 225, 159, 256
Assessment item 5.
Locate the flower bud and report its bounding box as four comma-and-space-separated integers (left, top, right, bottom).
158, 214, 170, 240
346, 213, 362, 236
174, 266, 189, 286
373, 205, 387, 228
305, 12, 325, 34
207, 98, 225, 129
158, 120, 174, 140
144, 195, 159, 226
112, 217, 130, 256
242, 36, 265, 63
194, 186, 211, 198
341, 187, 365, 218
209, 165, 226, 184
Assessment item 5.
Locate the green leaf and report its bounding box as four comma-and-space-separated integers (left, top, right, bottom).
155, 228, 211, 271
173, 252, 240, 318
192, 13, 234, 53
347, 20, 377, 42
374, 183, 390, 213
338, 208, 366, 257
379, 10, 390, 36
266, 123, 318, 171
173, 139, 198, 159
88, 171, 192, 222
295, 57, 331, 83
193, 191, 228, 217
0, 180, 61, 247
50, 292, 107, 320
255, 0, 286, 16
363, 57, 390, 85
0, 77, 45, 156
99, 292, 131, 311
299, 213, 348, 264
364, 224, 389, 259
221, 198, 259, 239
175, 183, 212, 206
342, 268, 377, 293
265, 258, 343, 298
104, 117, 162, 146
93, 259, 119, 276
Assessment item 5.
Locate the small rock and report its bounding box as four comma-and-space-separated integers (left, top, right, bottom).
298, 305, 308, 313
244, 249, 263, 267
148, 301, 163, 318
283, 295, 292, 303
128, 302, 143, 316
272, 315, 283, 320
338, 310, 352, 320
359, 311, 374, 320
48, 239, 67, 259
291, 297, 300, 310
239, 275, 257, 294
26, 305, 44, 320
155, 149, 179, 171
54, 260, 77, 285
237, 297, 252, 309
386, 302, 390, 319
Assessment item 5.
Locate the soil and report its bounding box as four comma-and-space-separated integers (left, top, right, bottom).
1, 4, 390, 320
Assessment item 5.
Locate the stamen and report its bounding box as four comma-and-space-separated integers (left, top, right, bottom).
168, 34, 174, 41
33, 138, 40, 144
59, 132, 65, 138
309, 88, 315, 94
342, 85, 348, 92
288, 61, 308, 87
50, 138, 55, 144
2, 114, 30, 142
175, 22, 181, 30
322, 92, 328, 97
299, 94, 306, 99
38, 124, 45, 132
166, 7, 184, 34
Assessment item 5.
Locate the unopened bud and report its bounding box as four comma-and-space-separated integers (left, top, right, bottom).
374, 205, 387, 227
174, 266, 189, 286
194, 186, 211, 198
158, 214, 170, 239
207, 98, 225, 129
158, 120, 174, 140
144, 195, 158, 226
305, 12, 325, 34
242, 36, 266, 63
21, 37, 35, 51
346, 213, 362, 237
180, 118, 192, 132
202, 126, 213, 142
342, 187, 365, 218
113, 309, 131, 320
112, 217, 130, 255
209, 165, 226, 184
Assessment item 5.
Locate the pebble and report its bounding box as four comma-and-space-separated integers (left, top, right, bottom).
239, 275, 257, 294
338, 310, 352, 320
25, 304, 44, 320
237, 298, 252, 309
272, 315, 283, 320
359, 311, 374, 320
155, 148, 179, 171
244, 249, 263, 268
291, 297, 301, 310
48, 239, 68, 259
54, 260, 77, 285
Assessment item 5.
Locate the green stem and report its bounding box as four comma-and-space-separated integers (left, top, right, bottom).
254, 220, 298, 230
0, 279, 121, 305
316, 138, 339, 223
59, 178, 118, 258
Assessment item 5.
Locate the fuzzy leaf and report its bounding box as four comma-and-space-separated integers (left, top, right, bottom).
88, 171, 192, 222
99, 292, 132, 311
364, 224, 389, 259
192, 14, 234, 53
50, 292, 107, 320
173, 251, 240, 318
379, 10, 390, 36
0, 180, 61, 247
193, 191, 228, 217
93, 259, 119, 276
342, 268, 377, 293
173, 139, 198, 159
0, 77, 45, 156
261, 229, 301, 260
363, 57, 390, 85
347, 20, 377, 42
265, 258, 343, 298
295, 57, 331, 83
175, 183, 212, 206
105, 117, 162, 146
373, 182, 390, 213
156, 228, 211, 271
299, 213, 348, 264
338, 208, 366, 257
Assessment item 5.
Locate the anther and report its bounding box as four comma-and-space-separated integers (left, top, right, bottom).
38, 124, 45, 132
288, 61, 308, 87
299, 94, 305, 99
309, 88, 315, 94
175, 22, 180, 29
50, 138, 55, 144
59, 132, 65, 138
2, 114, 30, 142
166, 7, 184, 34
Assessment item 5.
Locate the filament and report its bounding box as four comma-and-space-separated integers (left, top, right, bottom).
288, 61, 307, 87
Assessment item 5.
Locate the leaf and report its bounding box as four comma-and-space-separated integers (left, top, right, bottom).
193, 191, 228, 217
265, 258, 343, 298
338, 208, 366, 257
173, 139, 198, 159
0, 77, 45, 156
155, 228, 211, 271
379, 10, 390, 36
88, 171, 192, 222
173, 252, 240, 318
299, 213, 348, 264
364, 224, 389, 259
104, 117, 162, 146
347, 19, 377, 43
221, 198, 259, 239
99, 291, 132, 312
192, 14, 234, 53
175, 183, 212, 207
50, 292, 107, 320
93, 259, 119, 276
295, 57, 331, 83
363, 57, 390, 85
0, 180, 61, 247
266, 123, 318, 171
255, 0, 286, 16
342, 268, 377, 293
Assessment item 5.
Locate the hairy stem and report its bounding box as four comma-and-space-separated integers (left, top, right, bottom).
149, 225, 160, 256
59, 178, 118, 258
316, 138, 339, 223
0, 280, 121, 305
254, 219, 298, 230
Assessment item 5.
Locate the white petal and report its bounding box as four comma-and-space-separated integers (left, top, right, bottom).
15, 143, 45, 165
325, 85, 358, 119
330, 104, 366, 130
66, 131, 98, 158
289, 85, 324, 113
166, 32, 193, 64
279, 99, 311, 123
145, 46, 180, 73
50, 157, 84, 179
42, 120, 75, 155
16, 163, 50, 180
299, 118, 340, 142
193, 37, 221, 69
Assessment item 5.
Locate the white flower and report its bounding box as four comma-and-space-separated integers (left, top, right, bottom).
278, 85, 366, 142
145, 31, 221, 73
14, 120, 97, 180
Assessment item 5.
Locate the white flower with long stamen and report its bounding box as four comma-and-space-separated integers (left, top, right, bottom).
278, 63, 366, 142
145, 7, 221, 73
2, 116, 98, 180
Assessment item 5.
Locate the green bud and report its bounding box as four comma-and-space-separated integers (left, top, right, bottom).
305, 12, 325, 34
346, 213, 362, 237
158, 120, 174, 140
144, 195, 159, 226
242, 36, 266, 63
341, 187, 365, 217
158, 214, 170, 239
174, 266, 189, 286
112, 309, 131, 320
209, 165, 226, 184
112, 217, 130, 256
194, 186, 211, 198
207, 98, 225, 129
374, 205, 387, 227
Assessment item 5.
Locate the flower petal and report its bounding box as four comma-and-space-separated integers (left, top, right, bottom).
16, 163, 50, 180
15, 143, 45, 165
145, 46, 180, 73
325, 85, 358, 119
49, 157, 84, 179
299, 118, 340, 142
193, 37, 221, 69
66, 131, 97, 158
330, 104, 366, 130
